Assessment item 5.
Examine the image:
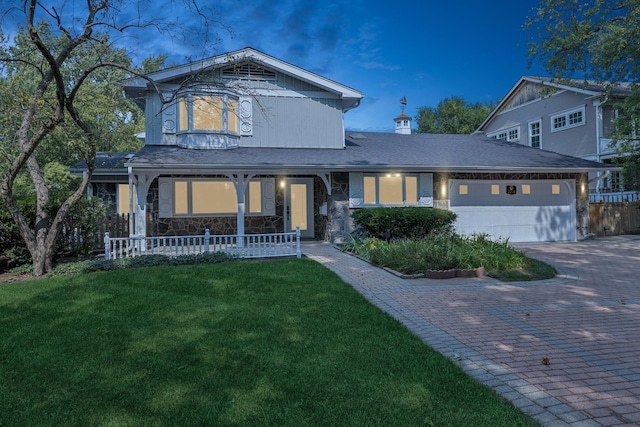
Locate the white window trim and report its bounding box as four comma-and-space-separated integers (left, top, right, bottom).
488, 125, 520, 142
528, 119, 542, 149
550, 106, 585, 133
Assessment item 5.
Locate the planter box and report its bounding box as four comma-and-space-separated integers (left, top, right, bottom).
425, 269, 457, 279
425, 267, 485, 279
456, 267, 485, 278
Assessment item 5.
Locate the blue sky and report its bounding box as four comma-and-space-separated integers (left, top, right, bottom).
208, 0, 548, 132
4, 0, 547, 132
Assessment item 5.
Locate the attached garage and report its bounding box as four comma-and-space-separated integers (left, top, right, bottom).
449, 179, 576, 242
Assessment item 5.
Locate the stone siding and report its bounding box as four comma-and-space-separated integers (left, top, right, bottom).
146, 175, 325, 239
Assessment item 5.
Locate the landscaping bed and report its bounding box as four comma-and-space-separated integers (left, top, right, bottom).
342, 233, 556, 282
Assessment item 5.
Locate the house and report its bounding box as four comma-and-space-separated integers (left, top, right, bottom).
474, 76, 633, 201
84, 48, 614, 244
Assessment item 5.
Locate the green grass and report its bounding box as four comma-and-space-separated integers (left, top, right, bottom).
0, 259, 537, 427
344, 233, 556, 281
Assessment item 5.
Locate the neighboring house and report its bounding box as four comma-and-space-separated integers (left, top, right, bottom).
475, 76, 633, 201
80, 48, 614, 243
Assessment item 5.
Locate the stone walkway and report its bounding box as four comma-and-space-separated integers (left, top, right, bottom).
302, 236, 640, 427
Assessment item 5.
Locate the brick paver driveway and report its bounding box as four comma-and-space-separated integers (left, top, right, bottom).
303, 236, 640, 427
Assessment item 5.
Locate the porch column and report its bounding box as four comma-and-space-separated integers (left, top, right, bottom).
593, 101, 603, 193
129, 169, 156, 239
227, 173, 256, 246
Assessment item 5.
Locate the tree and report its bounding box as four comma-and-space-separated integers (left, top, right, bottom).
415, 96, 495, 134
525, 0, 640, 190
0, 0, 224, 276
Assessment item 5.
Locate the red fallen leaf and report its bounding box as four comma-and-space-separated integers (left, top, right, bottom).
542, 357, 550, 365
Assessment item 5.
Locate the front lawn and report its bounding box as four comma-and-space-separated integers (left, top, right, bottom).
0, 259, 536, 426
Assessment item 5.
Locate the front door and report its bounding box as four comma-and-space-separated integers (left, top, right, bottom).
285, 178, 314, 238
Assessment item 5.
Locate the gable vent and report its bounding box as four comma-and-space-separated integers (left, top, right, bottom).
222, 62, 276, 80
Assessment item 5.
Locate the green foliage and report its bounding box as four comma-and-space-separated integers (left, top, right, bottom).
0, 211, 31, 271
345, 232, 556, 281
45, 251, 237, 277
57, 197, 107, 257
351, 207, 456, 240
0, 163, 107, 270
416, 96, 495, 134
525, 0, 640, 83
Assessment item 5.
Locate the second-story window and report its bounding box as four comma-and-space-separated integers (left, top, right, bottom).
489, 125, 520, 142
177, 93, 239, 133
529, 120, 541, 148
551, 106, 585, 132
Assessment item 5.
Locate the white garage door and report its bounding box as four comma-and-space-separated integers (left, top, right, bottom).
449, 180, 576, 243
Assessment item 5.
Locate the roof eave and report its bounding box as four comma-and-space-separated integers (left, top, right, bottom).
122, 47, 363, 100
125, 162, 616, 174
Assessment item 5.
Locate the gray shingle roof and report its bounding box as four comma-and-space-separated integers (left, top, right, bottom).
69, 152, 134, 175
125, 133, 614, 173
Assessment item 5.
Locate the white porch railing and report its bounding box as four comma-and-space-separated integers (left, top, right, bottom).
590, 191, 640, 203
104, 228, 301, 260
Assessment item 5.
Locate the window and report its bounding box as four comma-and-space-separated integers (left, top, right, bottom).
528, 120, 541, 148
602, 106, 616, 138
163, 178, 273, 217
489, 126, 519, 142
363, 174, 418, 206
117, 184, 136, 215
551, 106, 585, 132
607, 171, 624, 193
177, 93, 239, 133
569, 110, 583, 125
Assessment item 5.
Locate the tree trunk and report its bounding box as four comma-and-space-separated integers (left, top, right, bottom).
31, 246, 52, 277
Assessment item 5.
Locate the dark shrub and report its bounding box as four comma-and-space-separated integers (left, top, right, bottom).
351, 207, 456, 240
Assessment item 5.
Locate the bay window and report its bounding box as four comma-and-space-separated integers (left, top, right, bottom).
178, 93, 239, 133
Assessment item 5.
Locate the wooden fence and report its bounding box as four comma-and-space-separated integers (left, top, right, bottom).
589, 201, 640, 237
99, 213, 134, 240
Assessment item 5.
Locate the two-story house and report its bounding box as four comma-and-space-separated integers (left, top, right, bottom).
81, 48, 614, 245
475, 76, 633, 201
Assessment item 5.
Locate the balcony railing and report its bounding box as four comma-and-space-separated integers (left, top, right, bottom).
590, 191, 640, 203
104, 228, 301, 260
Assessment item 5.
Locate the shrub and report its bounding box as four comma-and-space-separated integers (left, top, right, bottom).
351, 207, 456, 240
343, 232, 555, 280
46, 251, 237, 277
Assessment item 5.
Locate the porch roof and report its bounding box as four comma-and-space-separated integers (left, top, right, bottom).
125, 132, 616, 174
